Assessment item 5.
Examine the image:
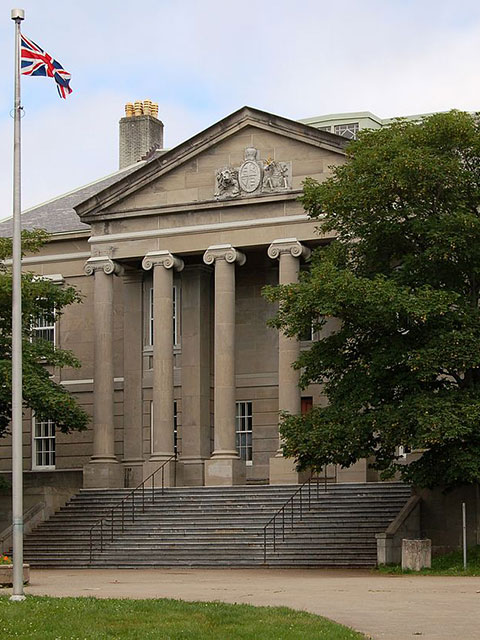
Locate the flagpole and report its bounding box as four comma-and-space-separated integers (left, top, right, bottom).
10, 7, 25, 603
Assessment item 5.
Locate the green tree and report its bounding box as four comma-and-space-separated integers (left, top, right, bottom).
264, 110, 480, 490
0, 230, 88, 436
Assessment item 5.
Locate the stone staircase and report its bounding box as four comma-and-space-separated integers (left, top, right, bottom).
21, 482, 411, 568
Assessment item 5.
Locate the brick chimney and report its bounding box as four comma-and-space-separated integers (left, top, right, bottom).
119, 100, 164, 169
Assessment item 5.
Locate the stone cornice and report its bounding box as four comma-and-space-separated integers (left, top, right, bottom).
267, 238, 311, 261
84, 256, 124, 276
142, 250, 184, 272
203, 244, 246, 266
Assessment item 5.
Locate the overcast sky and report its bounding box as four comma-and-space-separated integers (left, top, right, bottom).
1, 0, 480, 222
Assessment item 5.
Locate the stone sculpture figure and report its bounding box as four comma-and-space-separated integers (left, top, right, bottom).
262, 160, 290, 191
214, 148, 291, 200
214, 167, 240, 200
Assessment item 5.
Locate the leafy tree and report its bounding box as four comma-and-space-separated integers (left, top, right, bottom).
264, 110, 480, 489
0, 230, 88, 436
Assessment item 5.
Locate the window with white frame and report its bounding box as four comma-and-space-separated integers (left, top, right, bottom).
30, 275, 63, 345
149, 285, 180, 347
32, 307, 55, 344
32, 417, 55, 469
236, 401, 253, 464
334, 122, 359, 140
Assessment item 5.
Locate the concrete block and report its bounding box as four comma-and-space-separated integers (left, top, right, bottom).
204, 458, 246, 486
142, 459, 180, 488
0, 563, 30, 586
83, 460, 123, 489
402, 539, 431, 571
269, 456, 310, 485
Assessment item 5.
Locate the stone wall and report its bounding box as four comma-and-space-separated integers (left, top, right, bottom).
415, 484, 480, 555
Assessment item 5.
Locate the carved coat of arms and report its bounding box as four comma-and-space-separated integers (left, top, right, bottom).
214, 147, 291, 200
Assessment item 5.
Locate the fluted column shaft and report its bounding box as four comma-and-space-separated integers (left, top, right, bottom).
204, 245, 246, 459
143, 251, 184, 460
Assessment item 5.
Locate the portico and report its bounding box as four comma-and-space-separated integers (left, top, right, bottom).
81, 237, 315, 488
16, 105, 349, 490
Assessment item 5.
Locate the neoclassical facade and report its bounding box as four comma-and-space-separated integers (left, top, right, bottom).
1, 105, 376, 492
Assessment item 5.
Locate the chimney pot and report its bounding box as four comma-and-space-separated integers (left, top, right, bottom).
143, 99, 152, 116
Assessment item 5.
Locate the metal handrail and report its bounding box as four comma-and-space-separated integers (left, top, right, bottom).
89, 453, 177, 563
262, 466, 337, 563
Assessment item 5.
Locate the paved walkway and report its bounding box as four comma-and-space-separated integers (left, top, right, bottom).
14, 568, 480, 639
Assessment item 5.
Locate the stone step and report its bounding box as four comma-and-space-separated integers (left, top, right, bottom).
21, 482, 411, 569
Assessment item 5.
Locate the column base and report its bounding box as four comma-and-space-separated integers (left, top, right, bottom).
204, 458, 246, 486
83, 459, 123, 489
123, 460, 144, 488
269, 456, 310, 485
143, 458, 180, 488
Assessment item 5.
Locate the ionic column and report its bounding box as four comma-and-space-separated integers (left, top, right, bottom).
83, 256, 124, 488
267, 238, 311, 484
122, 269, 144, 487
203, 244, 246, 485
142, 250, 184, 482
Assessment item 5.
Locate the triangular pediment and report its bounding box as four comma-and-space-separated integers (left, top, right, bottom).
75, 106, 347, 223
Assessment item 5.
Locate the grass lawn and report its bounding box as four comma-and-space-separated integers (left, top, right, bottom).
377, 544, 480, 576
0, 595, 365, 639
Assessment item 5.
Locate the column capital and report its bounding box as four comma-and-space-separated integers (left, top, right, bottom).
84, 256, 124, 277
142, 250, 184, 272
203, 244, 246, 266
267, 238, 311, 261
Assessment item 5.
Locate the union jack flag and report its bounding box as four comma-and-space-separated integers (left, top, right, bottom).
21, 34, 72, 99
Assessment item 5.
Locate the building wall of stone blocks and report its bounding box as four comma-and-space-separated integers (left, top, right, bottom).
0, 109, 355, 487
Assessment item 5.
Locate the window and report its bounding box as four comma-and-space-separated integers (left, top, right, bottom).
173, 400, 178, 455
32, 417, 55, 469
32, 308, 55, 344
318, 126, 332, 132
150, 401, 178, 455
173, 285, 179, 347
301, 397, 313, 414
236, 401, 253, 464
149, 287, 154, 346
30, 275, 63, 345
334, 122, 359, 140
300, 322, 314, 342
149, 285, 180, 347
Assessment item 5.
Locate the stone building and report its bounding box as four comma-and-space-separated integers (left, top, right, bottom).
0, 103, 363, 497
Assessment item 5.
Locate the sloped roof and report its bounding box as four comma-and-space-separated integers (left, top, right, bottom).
0, 160, 151, 238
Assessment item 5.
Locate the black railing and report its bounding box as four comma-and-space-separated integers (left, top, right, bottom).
89, 454, 177, 563
262, 466, 337, 563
